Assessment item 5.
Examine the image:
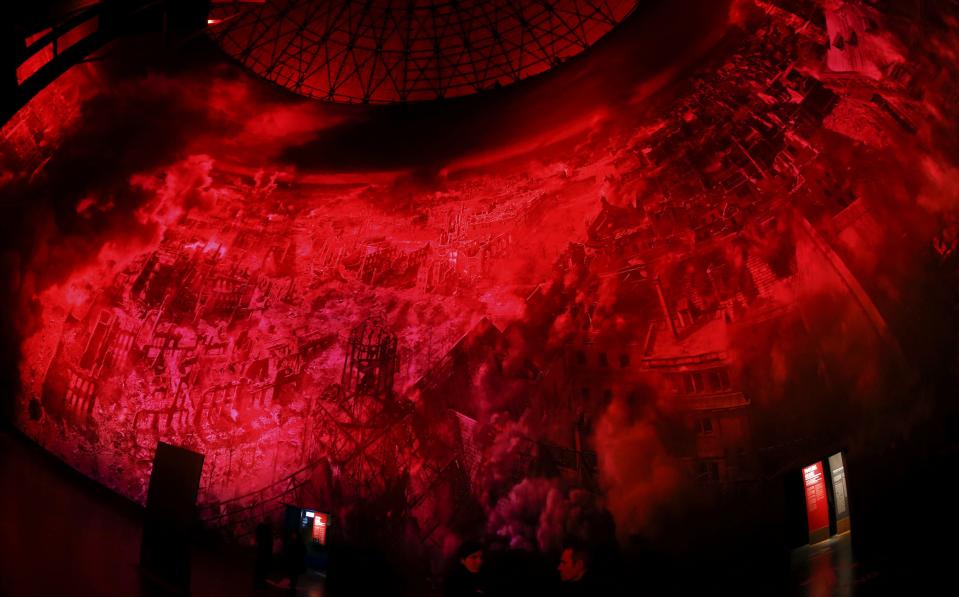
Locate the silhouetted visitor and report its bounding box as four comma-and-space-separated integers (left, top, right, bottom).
254, 520, 273, 589
444, 539, 487, 596
283, 529, 306, 593
557, 539, 596, 596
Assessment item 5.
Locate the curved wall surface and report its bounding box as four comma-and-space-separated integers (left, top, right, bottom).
3, 0, 959, 563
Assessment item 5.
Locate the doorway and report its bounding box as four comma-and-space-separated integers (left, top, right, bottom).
802, 451, 851, 545
284, 504, 330, 572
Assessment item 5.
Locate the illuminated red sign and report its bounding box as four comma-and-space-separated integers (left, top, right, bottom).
311, 512, 328, 546
803, 462, 829, 541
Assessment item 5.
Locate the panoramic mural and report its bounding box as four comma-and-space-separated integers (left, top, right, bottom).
2, 1, 958, 584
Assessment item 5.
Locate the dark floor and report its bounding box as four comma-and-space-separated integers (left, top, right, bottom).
790, 533, 863, 597
0, 430, 324, 597
787, 528, 957, 596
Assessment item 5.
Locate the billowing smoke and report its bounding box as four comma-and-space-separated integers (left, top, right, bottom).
1, 65, 230, 420
593, 390, 686, 539
487, 478, 614, 552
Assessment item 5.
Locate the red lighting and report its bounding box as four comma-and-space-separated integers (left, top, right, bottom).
311, 512, 328, 546
803, 463, 830, 543
4, 0, 959, 581
16, 44, 53, 84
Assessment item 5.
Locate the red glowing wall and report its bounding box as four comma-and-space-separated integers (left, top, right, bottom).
4, 0, 959, 559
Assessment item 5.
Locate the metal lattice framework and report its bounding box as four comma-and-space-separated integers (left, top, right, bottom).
208, 0, 639, 103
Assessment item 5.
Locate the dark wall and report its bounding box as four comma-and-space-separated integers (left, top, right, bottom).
140, 442, 205, 592
1, 256, 18, 431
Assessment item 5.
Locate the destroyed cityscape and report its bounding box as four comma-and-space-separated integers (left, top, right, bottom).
3, 0, 959, 593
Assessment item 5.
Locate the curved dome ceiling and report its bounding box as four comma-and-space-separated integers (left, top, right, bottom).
208, 0, 639, 104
